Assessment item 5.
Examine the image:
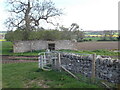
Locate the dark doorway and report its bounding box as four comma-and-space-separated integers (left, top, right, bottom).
48, 43, 55, 50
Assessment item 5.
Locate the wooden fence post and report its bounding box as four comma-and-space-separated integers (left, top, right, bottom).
54, 53, 61, 71
91, 53, 96, 83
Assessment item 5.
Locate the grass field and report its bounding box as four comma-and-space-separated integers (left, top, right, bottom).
2, 62, 102, 88
84, 37, 102, 41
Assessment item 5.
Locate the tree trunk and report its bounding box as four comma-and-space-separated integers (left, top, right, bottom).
25, 0, 31, 31
23, 0, 31, 40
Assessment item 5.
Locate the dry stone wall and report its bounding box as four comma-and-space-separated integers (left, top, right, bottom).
95, 58, 120, 83
60, 53, 120, 84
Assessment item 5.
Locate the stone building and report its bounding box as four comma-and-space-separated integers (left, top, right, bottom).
13, 40, 76, 53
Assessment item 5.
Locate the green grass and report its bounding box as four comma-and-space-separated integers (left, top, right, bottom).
59, 49, 119, 57
84, 37, 102, 41
2, 63, 102, 88
84, 37, 118, 41
92, 49, 119, 56
2, 41, 13, 55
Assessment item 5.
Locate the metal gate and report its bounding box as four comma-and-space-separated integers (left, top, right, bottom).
38, 50, 59, 71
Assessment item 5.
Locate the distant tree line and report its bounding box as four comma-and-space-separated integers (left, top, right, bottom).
99, 30, 119, 41
84, 30, 119, 41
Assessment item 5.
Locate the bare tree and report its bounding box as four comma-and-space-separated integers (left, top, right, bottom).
69, 23, 85, 41
5, 0, 63, 31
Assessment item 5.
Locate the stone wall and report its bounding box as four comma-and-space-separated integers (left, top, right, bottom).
13, 40, 75, 53
14, 41, 31, 53
31, 40, 47, 51
55, 40, 74, 50
60, 53, 120, 83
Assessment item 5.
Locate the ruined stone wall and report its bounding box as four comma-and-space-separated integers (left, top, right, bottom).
60, 53, 120, 83
55, 40, 75, 50
13, 40, 47, 53
13, 41, 31, 53
13, 40, 74, 53
31, 40, 47, 51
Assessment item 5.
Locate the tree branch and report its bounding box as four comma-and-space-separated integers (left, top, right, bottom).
6, 0, 63, 30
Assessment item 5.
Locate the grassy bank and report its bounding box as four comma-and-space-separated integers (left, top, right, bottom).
2, 62, 102, 88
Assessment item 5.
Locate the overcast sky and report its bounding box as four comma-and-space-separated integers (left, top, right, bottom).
0, 0, 119, 31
